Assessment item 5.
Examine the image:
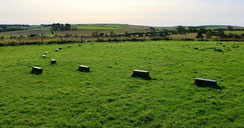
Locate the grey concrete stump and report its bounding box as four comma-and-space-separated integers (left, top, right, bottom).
51, 59, 56, 64
195, 78, 221, 89
59, 47, 62, 50
45, 52, 48, 54
31, 66, 43, 75
78, 65, 90, 72
132, 70, 151, 80
42, 55, 46, 58
55, 49, 59, 52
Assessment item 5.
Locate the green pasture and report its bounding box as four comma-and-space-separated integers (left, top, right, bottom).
0, 27, 52, 37
0, 41, 243, 127
75, 24, 124, 30
225, 31, 244, 35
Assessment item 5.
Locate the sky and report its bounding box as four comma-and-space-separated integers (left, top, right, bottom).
0, 0, 243, 26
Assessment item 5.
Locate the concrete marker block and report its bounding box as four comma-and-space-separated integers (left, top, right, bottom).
195, 78, 221, 89
132, 70, 151, 80
78, 65, 90, 72
31, 66, 43, 75
51, 59, 56, 64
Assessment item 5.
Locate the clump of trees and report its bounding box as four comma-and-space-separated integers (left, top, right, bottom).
51, 23, 71, 31
176, 26, 186, 34
196, 31, 204, 38
0, 25, 28, 32
205, 31, 213, 39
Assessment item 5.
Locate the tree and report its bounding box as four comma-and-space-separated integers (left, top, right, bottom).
205, 31, 213, 39
159, 30, 168, 38
199, 28, 207, 34
188, 27, 197, 33
217, 30, 226, 38
227, 26, 233, 31
149, 27, 155, 30
99, 33, 104, 37
125, 32, 129, 37
51, 23, 71, 31
196, 31, 204, 38
138, 33, 144, 37
110, 31, 114, 37
176, 26, 186, 34
92, 31, 99, 37
65, 24, 71, 30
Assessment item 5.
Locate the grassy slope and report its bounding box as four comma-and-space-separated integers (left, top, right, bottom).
0, 24, 149, 37
170, 33, 198, 39
1, 24, 243, 38
0, 27, 52, 37
225, 31, 244, 35
200, 25, 244, 30
0, 41, 244, 127
56, 29, 150, 37
75, 24, 125, 30
75, 24, 149, 30
6, 25, 43, 30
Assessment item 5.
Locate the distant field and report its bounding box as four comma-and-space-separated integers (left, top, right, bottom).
225, 31, 244, 35
5, 25, 43, 30
0, 27, 52, 37
77, 26, 119, 30
0, 41, 243, 127
57, 29, 151, 37
170, 33, 198, 39
74, 24, 149, 30
75, 24, 124, 30
0, 24, 150, 37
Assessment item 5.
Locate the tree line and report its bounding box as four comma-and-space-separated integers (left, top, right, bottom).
0, 25, 29, 32
51, 23, 71, 31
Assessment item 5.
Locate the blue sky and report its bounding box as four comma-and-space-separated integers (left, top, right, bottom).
0, 0, 243, 26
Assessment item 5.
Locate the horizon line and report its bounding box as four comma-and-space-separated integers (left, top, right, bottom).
0, 23, 243, 27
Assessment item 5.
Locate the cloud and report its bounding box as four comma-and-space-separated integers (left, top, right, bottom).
0, 0, 243, 26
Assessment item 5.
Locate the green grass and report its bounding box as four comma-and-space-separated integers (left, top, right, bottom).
0, 27, 52, 37
75, 24, 124, 30
225, 31, 244, 35
6, 25, 43, 30
74, 24, 148, 30
0, 41, 244, 127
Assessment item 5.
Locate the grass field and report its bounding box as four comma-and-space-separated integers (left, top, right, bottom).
0, 27, 52, 37
0, 41, 244, 127
169, 33, 198, 40
5, 25, 43, 30
57, 29, 150, 37
74, 24, 149, 30
75, 24, 124, 30
225, 31, 244, 35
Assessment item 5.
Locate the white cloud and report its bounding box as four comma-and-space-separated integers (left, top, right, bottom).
0, 0, 243, 26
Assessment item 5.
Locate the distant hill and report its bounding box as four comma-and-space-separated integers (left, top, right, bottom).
0, 23, 243, 37
159, 25, 244, 30
195, 25, 244, 29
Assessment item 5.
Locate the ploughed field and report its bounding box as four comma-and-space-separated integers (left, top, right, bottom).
0, 41, 243, 127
